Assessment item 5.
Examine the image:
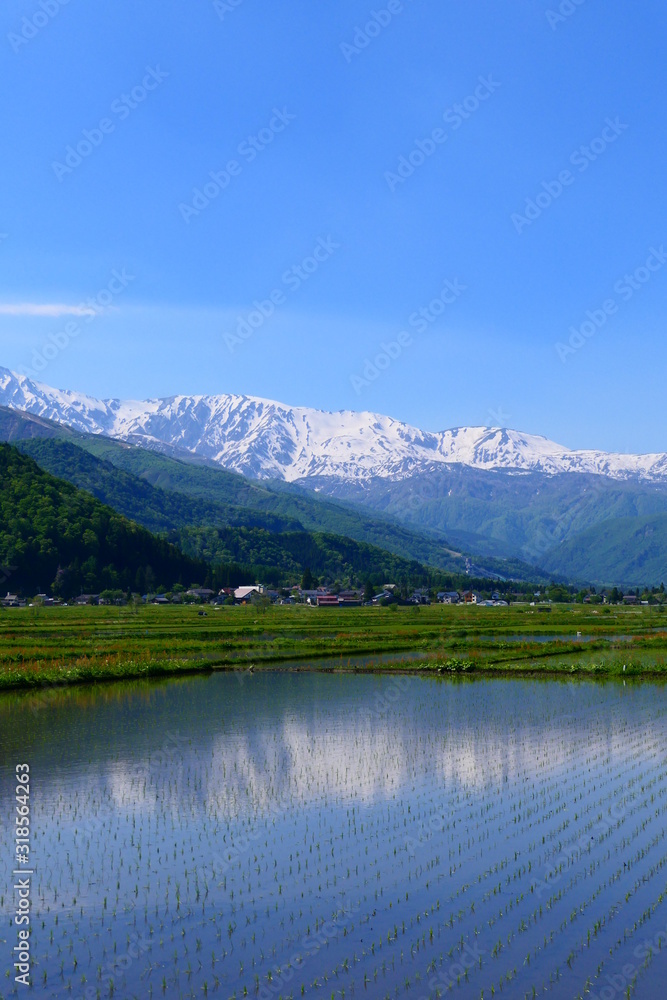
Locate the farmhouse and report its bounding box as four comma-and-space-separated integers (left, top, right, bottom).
187, 588, 216, 601
1, 592, 24, 608
437, 591, 460, 604
75, 594, 99, 606
234, 586, 263, 604
316, 594, 340, 607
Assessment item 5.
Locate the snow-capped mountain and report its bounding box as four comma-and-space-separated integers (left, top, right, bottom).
1, 365, 667, 484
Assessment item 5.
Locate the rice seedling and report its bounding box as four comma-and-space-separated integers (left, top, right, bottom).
1, 662, 667, 997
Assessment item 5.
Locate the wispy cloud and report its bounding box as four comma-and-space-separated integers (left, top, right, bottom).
0, 303, 96, 318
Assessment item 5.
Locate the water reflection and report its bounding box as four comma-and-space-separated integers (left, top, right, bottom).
1, 673, 666, 1000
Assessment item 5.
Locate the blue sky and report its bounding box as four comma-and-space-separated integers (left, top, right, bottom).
1, 0, 666, 454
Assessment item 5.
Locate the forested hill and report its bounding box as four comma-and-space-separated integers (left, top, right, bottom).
0, 444, 233, 597
13, 427, 548, 584
0, 443, 508, 597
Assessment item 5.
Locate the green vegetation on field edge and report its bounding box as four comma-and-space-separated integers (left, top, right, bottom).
2, 603, 666, 691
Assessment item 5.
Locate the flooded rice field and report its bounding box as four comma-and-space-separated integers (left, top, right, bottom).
1, 673, 667, 999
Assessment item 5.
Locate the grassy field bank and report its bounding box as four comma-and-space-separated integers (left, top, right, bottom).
2, 603, 667, 690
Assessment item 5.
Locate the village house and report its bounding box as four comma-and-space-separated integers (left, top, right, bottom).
75, 594, 100, 606
35, 593, 58, 607
300, 587, 330, 605
1, 592, 24, 608
215, 587, 236, 604
437, 591, 460, 604
372, 590, 394, 605
338, 590, 362, 606
313, 591, 362, 608
234, 586, 263, 604
186, 588, 216, 602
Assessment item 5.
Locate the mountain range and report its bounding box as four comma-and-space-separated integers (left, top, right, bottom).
2, 366, 667, 483
0, 404, 545, 589
1, 367, 666, 588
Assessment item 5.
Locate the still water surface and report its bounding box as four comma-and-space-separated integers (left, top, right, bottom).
1, 672, 666, 999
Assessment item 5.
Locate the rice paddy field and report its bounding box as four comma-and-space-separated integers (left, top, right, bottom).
1, 603, 667, 689
2, 606, 667, 998
2, 672, 667, 999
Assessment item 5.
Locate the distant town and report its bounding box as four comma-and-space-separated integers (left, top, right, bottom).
3, 582, 664, 609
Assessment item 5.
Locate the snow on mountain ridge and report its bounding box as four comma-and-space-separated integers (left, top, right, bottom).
1, 366, 666, 483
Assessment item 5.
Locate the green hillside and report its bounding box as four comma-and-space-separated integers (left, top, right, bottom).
15, 438, 301, 535
0, 442, 512, 597
58, 435, 472, 570
541, 513, 667, 588
0, 407, 563, 585
6, 410, 545, 582
318, 466, 667, 568
0, 443, 497, 591
4, 409, 465, 568
0, 444, 216, 597
175, 524, 435, 588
